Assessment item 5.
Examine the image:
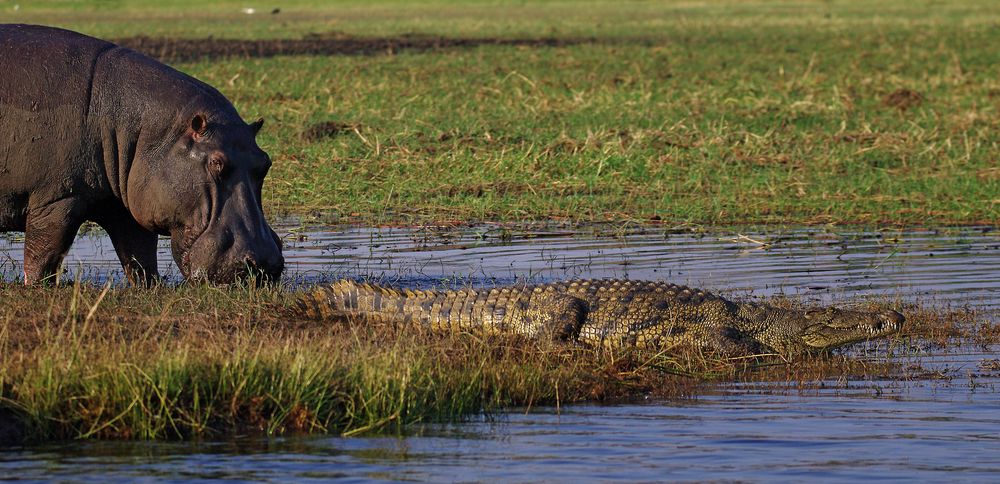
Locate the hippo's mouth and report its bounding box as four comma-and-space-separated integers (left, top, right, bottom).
171, 222, 209, 279
170, 220, 285, 284
166, 181, 284, 284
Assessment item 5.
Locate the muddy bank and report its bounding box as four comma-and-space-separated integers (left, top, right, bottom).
113, 34, 602, 62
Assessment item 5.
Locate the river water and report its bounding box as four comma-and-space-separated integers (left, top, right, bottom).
2, 224, 1000, 482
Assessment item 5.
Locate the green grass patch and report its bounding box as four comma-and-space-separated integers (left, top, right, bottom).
221, 34, 998, 225
2, 1, 999, 225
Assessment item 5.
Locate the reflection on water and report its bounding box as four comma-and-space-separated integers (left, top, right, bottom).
2, 223, 1000, 481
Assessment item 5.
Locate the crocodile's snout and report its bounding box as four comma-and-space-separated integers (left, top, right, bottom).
845, 308, 905, 335
880, 309, 904, 327
798, 307, 905, 350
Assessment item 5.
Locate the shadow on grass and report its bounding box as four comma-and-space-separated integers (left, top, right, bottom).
113, 33, 616, 62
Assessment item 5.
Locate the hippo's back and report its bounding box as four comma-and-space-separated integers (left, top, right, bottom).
0, 24, 115, 114
0, 24, 121, 217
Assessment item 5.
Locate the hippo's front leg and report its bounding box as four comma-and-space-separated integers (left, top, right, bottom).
23, 201, 85, 285
95, 208, 160, 286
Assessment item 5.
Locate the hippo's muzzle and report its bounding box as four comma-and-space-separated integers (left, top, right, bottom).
178, 224, 283, 283
172, 174, 284, 284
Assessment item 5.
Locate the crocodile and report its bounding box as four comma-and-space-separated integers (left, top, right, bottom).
296, 279, 904, 357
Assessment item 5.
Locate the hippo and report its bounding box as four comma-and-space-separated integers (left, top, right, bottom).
0, 24, 283, 284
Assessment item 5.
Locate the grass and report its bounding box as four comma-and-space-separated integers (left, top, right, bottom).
3, 280, 970, 443
0, 281, 723, 442
6, 1, 1000, 40
2, 0, 998, 225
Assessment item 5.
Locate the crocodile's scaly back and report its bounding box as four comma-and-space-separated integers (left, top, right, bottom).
296, 279, 904, 356
547, 280, 739, 351
297, 280, 588, 340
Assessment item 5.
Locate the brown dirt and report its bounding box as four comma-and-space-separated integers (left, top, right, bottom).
882, 88, 925, 111
303, 121, 361, 141
113, 33, 600, 62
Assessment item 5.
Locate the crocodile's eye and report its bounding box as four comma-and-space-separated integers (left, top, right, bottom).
805, 308, 835, 322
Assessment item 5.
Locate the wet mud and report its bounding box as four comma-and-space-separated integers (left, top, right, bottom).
113, 34, 601, 62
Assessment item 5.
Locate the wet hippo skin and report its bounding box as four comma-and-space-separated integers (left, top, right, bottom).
0, 24, 283, 284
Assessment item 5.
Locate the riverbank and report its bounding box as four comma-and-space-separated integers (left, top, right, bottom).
0, 278, 984, 444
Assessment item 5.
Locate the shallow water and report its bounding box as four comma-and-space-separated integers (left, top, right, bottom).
3, 224, 1000, 310
3, 224, 1000, 481
279, 224, 1000, 311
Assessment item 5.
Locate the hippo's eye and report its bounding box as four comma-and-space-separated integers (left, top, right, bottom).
208, 155, 226, 178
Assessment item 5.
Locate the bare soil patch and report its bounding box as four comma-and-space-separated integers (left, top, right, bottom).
303, 121, 361, 141
882, 88, 925, 111
113, 34, 599, 62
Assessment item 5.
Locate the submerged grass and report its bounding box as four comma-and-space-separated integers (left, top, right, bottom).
0, 281, 986, 443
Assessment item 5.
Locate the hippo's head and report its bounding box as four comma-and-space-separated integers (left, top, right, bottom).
129, 111, 284, 284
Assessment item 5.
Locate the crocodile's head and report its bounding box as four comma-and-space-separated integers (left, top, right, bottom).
748, 305, 905, 355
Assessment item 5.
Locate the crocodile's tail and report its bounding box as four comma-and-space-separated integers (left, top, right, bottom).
296, 280, 587, 339
295, 279, 429, 322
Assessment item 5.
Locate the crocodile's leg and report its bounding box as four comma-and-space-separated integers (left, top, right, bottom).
492, 291, 588, 340
575, 294, 761, 354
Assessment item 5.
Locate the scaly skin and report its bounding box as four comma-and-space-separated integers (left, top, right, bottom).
296, 279, 904, 356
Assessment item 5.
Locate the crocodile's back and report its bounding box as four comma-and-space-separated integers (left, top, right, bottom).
297, 280, 592, 339
550, 280, 734, 348
550, 279, 718, 305
297, 279, 736, 348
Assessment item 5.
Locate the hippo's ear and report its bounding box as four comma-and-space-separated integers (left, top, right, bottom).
249, 118, 264, 136
190, 114, 209, 141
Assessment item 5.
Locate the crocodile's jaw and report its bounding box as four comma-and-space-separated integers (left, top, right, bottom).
796, 307, 904, 351
741, 305, 905, 355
